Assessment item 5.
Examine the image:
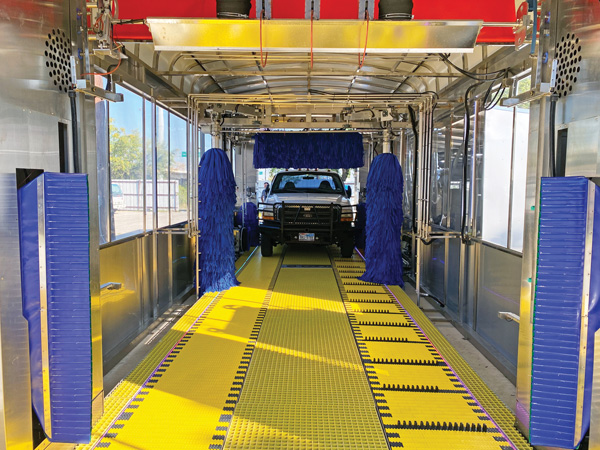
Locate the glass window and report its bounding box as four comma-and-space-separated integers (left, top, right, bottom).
448, 116, 469, 231
481, 107, 514, 247
430, 124, 450, 228
156, 106, 170, 228
271, 172, 344, 193
109, 85, 144, 239
480, 96, 530, 252
169, 114, 188, 225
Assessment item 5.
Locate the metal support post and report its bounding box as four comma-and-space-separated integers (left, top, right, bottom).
211, 113, 222, 149
382, 127, 392, 154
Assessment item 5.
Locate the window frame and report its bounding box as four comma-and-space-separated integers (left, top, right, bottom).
101, 83, 207, 247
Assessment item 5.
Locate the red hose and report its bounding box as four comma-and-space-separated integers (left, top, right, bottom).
260, 10, 268, 68
310, 9, 314, 70
358, 11, 370, 69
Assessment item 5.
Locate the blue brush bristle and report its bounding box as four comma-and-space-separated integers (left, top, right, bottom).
198, 148, 240, 294
253, 132, 364, 169
243, 202, 260, 247
355, 202, 367, 249
359, 153, 404, 287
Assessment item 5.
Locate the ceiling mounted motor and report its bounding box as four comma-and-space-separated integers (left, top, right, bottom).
378, 0, 413, 20
216, 0, 252, 18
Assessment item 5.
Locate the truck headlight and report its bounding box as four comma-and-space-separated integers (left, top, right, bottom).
259, 210, 274, 220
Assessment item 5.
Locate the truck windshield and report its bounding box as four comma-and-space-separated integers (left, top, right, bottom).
271, 172, 344, 194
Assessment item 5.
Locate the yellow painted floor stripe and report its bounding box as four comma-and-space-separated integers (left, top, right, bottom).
75, 247, 281, 450
225, 247, 388, 449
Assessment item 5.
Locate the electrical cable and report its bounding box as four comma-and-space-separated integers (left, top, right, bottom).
486, 86, 506, 110
358, 10, 370, 69
439, 54, 507, 81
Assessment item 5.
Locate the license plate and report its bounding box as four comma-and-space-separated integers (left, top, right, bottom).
299, 233, 315, 242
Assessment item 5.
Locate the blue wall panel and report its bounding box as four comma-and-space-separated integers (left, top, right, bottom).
530, 177, 600, 449
19, 173, 91, 444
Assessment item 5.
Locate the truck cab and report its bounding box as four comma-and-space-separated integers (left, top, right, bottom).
258, 170, 355, 257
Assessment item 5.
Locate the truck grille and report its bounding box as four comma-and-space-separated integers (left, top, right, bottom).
278, 204, 340, 226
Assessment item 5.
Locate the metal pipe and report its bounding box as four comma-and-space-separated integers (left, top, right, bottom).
143, 100, 147, 232
211, 115, 222, 148
186, 101, 191, 234
382, 128, 392, 153
482, 22, 519, 27
416, 235, 422, 307
68, 91, 80, 173
468, 99, 479, 236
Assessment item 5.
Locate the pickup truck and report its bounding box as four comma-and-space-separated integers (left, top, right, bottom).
258, 170, 355, 258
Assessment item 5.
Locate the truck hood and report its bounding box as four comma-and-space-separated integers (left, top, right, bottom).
266, 193, 350, 205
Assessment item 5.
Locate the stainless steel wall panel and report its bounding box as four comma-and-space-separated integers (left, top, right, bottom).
172, 234, 193, 298
477, 245, 521, 368
0, 175, 33, 449
421, 239, 445, 302
516, 99, 542, 435
0, 108, 63, 174
0, 0, 99, 445
446, 238, 461, 314
464, 244, 477, 328
565, 116, 600, 177
141, 235, 154, 325
99, 240, 144, 364
516, 0, 600, 434
80, 71, 104, 420
157, 234, 171, 316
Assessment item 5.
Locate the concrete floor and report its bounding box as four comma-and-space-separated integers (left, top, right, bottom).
104, 268, 517, 415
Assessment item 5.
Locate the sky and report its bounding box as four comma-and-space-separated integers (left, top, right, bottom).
110, 85, 188, 163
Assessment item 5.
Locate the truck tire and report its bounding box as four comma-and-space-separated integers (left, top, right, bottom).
261, 233, 273, 257
340, 238, 354, 258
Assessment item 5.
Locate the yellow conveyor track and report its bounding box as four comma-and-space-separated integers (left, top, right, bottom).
74, 246, 532, 450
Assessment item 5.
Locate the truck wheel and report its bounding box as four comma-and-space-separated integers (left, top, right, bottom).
261, 233, 273, 257
340, 238, 354, 258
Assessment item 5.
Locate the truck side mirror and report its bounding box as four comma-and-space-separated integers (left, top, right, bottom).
346, 186, 352, 197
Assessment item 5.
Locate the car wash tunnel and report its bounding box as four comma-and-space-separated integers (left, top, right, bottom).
4, 0, 600, 449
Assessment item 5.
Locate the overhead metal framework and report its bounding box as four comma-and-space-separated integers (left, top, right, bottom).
188, 92, 436, 108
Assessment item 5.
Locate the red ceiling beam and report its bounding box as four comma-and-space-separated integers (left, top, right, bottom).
111, 0, 517, 44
